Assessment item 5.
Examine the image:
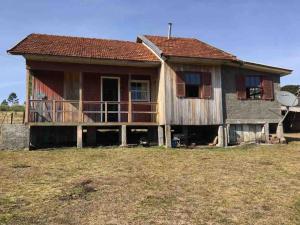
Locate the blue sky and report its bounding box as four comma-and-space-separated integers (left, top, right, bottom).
1, 0, 299, 102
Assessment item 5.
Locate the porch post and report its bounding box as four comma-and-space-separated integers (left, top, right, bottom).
77, 125, 83, 148
128, 74, 132, 123
25, 68, 31, 123
158, 125, 164, 146
78, 72, 83, 123
120, 125, 127, 147
165, 125, 172, 148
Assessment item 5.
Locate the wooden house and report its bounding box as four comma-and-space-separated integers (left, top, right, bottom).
7, 33, 292, 148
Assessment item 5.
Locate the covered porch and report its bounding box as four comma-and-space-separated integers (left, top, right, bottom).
25, 60, 159, 125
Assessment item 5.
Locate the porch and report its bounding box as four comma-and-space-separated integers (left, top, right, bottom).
25, 61, 160, 125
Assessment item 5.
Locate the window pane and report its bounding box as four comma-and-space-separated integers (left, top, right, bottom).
186, 85, 199, 97
131, 81, 149, 101
246, 76, 260, 88
184, 73, 201, 85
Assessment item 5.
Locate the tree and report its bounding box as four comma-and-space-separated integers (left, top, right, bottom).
1, 99, 8, 106
281, 85, 300, 96
7, 92, 19, 105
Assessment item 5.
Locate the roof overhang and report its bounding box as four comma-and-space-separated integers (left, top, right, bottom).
165, 56, 292, 76
233, 60, 292, 76
19, 54, 161, 68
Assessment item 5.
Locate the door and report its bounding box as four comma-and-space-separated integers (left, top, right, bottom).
101, 77, 119, 122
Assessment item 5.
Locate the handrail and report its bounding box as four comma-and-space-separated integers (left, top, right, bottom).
28, 100, 158, 123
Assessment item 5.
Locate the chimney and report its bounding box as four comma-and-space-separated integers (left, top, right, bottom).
168, 23, 172, 39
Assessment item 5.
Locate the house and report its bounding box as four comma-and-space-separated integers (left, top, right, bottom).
282, 98, 300, 132
7, 33, 292, 148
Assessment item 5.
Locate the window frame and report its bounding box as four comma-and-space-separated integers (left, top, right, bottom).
245, 75, 263, 100
130, 79, 150, 102
183, 72, 202, 99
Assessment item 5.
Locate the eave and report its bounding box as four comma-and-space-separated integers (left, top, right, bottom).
11, 53, 161, 68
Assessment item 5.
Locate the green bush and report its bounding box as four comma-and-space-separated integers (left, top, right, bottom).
0, 105, 25, 112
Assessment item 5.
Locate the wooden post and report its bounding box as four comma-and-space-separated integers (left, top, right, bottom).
120, 125, 127, 147
128, 74, 132, 123
105, 102, 108, 123
10, 113, 13, 124
264, 123, 270, 143
52, 100, 56, 122
25, 69, 30, 123
77, 125, 83, 148
165, 125, 172, 148
217, 125, 225, 147
158, 125, 164, 146
78, 72, 83, 123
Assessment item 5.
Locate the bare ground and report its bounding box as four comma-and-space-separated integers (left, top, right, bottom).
0, 141, 300, 225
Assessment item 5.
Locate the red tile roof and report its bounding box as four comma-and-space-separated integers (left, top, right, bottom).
144, 35, 237, 60
8, 33, 159, 62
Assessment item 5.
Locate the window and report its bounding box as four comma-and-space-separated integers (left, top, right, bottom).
246, 76, 262, 100
184, 73, 201, 98
131, 80, 150, 101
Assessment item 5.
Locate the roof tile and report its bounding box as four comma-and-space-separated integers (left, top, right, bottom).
144, 35, 237, 60
8, 33, 159, 62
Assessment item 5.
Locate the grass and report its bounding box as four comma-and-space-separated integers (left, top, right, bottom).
0, 142, 300, 224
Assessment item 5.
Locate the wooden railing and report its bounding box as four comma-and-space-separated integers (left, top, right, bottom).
28, 100, 158, 124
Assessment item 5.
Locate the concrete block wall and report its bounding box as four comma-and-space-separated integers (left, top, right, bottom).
222, 66, 282, 123
0, 124, 29, 150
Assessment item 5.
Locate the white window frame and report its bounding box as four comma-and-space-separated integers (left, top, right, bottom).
130, 80, 150, 102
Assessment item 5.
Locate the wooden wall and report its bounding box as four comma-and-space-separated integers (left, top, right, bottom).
160, 62, 223, 125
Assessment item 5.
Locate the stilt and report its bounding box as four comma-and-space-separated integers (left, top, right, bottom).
77, 125, 83, 148
276, 122, 286, 143
264, 123, 270, 143
158, 125, 164, 146
224, 124, 229, 147
87, 127, 97, 146
165, 125, 172, 148
217, 125, 224, 147
120, 125, 127, 147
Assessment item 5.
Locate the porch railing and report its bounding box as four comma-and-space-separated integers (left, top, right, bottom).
28, 100, 158, 124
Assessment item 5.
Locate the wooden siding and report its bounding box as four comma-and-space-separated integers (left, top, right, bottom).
32, 70, 64, 100
161, 62, 223, 125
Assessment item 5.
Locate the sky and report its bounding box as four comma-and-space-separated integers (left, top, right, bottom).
1, 0, 299, 102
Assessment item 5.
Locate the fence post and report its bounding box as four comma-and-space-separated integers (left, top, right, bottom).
10, 113, 13, 124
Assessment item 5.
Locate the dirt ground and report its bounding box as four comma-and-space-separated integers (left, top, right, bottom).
0, 140, 300, 225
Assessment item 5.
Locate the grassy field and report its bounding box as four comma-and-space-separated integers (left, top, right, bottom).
0, 142, 300, 224
0, 111, 24, 124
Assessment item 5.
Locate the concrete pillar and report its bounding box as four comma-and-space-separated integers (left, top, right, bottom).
264, 123, 270, 143
87, 127, 97, 146
165, 125, 172, 148
158, 126, 164, 146
120, 125, 127, 147
77, 125, 83, 148
224, 124, 229, 147
217, 125, 224, 147
276, 122, 286, 143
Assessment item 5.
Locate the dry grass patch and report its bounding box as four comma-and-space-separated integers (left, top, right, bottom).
0, 143, 299, 224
